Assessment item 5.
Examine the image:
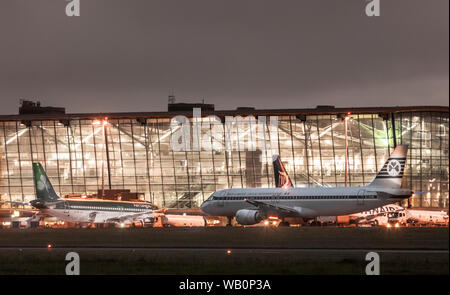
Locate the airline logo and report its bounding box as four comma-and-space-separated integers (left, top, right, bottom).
376, 157, 405, 179
362, 206, 402, 215
33, 163, 60, 202
36, 174, 50, 192
273, 155, 293, 189
278, 170, 291, 189
387, 160, 401, 176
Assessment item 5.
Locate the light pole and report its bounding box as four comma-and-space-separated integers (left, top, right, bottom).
93, 118, 108, 198
344, 113, 351, 187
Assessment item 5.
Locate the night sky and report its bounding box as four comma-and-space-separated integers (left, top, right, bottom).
0, 0, 448, 115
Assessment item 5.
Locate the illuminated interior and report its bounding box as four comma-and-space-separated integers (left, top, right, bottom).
0, 110, 448, 209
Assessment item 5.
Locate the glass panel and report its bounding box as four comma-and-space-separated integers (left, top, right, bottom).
0, 111, 448, 209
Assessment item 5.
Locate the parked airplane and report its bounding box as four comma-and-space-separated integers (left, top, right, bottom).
273, 155, 405, 227
26, 163, 158, 227
271, 158, 447, 227
350, 204, 404, 226
200, 145, 412, 226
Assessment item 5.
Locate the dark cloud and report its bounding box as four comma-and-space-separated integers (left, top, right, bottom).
0, 0, 448, 115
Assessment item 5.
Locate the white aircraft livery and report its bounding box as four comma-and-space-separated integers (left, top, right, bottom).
29, 163, 157, 226
200, 145, 412, 226
350, 204, 405, 226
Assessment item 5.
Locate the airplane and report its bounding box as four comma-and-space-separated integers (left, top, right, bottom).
350, 204, 405, 226
24, 163, 160, 227
271, 158, 446, 227
273, 155, 405, 227
200, 145, 412, 226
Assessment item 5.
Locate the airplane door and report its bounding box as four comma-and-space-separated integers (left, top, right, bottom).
357, 189, 365, 205
63, 201, 69, 213
218, 191, 225, 207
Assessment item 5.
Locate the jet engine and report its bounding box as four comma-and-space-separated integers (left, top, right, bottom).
235, 209, 263, 225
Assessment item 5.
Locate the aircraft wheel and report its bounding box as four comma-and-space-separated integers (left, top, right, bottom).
226, 217, 233, 227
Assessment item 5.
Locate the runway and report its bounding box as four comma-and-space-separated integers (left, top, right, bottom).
0, 247, 448, 254
1, 245, 448, 275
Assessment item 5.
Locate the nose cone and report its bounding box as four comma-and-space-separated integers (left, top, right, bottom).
200, 201, 211, 215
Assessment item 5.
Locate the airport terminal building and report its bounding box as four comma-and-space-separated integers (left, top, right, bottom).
0, 101, 448, 210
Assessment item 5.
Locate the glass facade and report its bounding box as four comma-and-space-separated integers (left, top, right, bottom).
0, 109, 448, 209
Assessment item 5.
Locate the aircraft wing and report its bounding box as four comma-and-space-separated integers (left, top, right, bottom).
105, 210, 155, 224
34, 212, 49, 218
6, 201, 30, 206
244, 198, 300, 216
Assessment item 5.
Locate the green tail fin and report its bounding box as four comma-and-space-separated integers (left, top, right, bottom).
32, 163, 60, 202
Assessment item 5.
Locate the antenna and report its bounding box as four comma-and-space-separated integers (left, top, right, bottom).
168, 89, 175, 104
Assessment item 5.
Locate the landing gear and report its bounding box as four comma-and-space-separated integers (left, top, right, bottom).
226, 216, 233, 227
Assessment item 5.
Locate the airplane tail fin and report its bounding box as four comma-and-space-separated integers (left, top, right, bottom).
32, 163, 60, 202
368, 145, 408, 189
273, 155, 293, 189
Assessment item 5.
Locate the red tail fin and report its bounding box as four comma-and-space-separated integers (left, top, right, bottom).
273, 155, 293, 189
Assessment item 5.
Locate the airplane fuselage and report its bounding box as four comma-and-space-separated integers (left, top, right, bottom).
40, 199, 155, 224
201, 186, 412, 218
